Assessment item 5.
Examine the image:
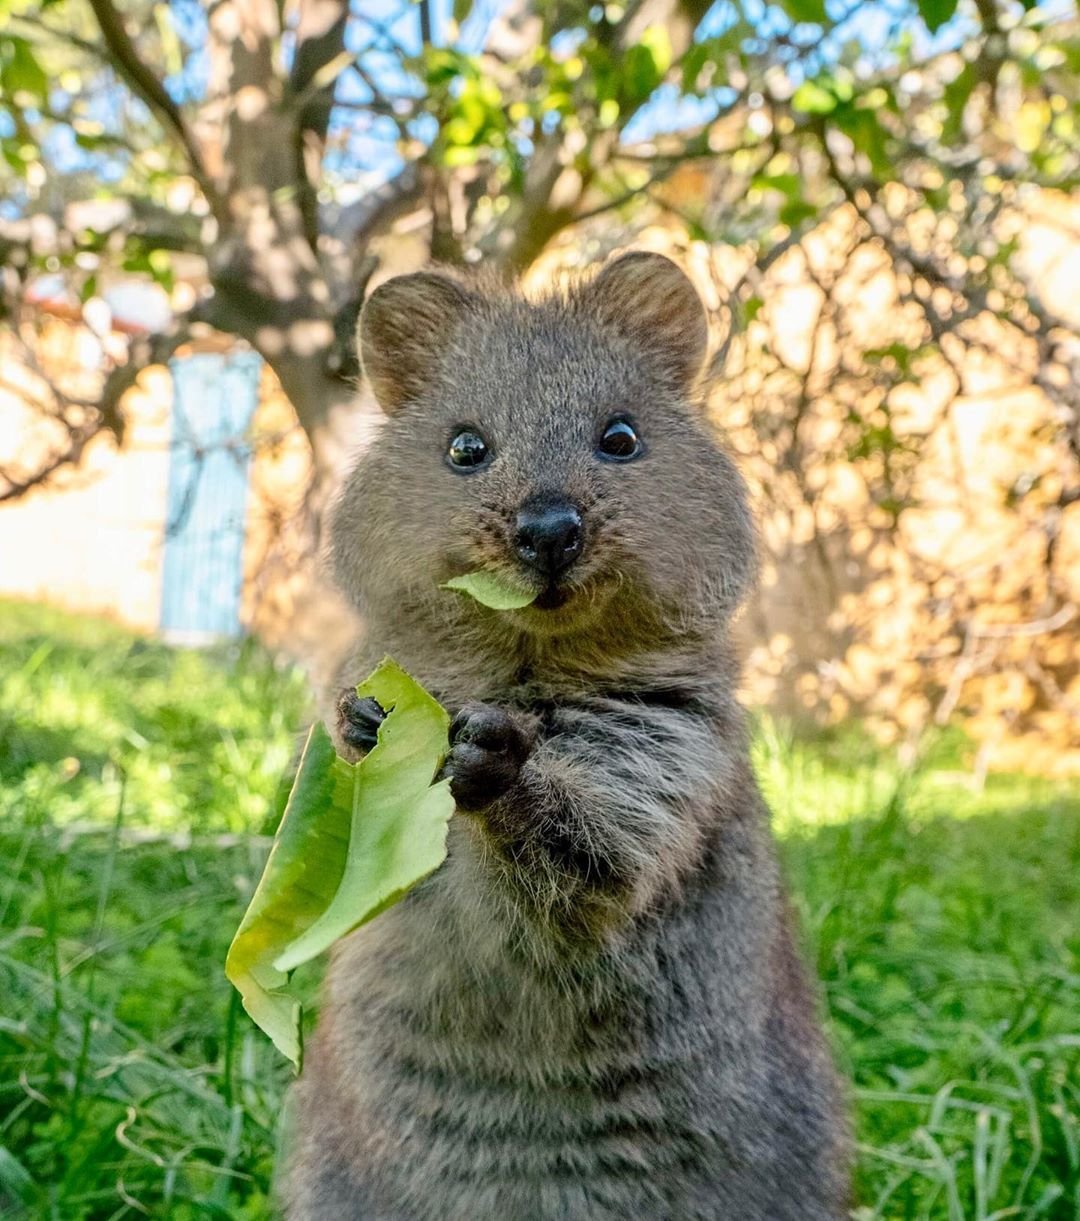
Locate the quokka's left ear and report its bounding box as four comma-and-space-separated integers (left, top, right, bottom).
358, 271, 477, 414
578, 252, 708, 390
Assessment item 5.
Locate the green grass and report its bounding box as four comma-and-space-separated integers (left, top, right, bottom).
759, 722, 1080, 1219
1, 600, 1077, 1219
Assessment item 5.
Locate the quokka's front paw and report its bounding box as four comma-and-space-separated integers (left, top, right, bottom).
448, 703, 534, 811
336, 690, 387, 761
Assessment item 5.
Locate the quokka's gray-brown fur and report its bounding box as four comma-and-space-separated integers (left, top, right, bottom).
285, 253, 851, 1219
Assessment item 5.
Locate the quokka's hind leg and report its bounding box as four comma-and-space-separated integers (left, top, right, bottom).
282, 1141, 396, 1221
280, 1063, 394, 1221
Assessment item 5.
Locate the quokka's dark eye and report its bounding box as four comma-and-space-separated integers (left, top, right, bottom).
597, 417, 643, 462
447, 428, 490, 471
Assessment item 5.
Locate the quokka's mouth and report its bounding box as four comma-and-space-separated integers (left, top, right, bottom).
532, 583, 570, 611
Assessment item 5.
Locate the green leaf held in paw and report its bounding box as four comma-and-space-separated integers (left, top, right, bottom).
442, 569, 538, 609
225, 658, 454, 1068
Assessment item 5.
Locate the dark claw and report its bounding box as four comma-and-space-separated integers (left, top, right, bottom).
337, 691, 387, 752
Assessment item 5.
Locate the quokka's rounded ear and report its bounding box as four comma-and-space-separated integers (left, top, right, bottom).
580, 252, 708, 390
359, 272, 476, 413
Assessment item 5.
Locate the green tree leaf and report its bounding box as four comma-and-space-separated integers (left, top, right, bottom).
943, 62, 976, 141
918, 0, 960, 33
225, 659, 453, 1067
623, 42, 664, 103
640, 26, 672, 76
835, 106, 892, 178
742, 295, 764, 323
792, 80, 838, 114
780, 0, 827, 24
442, 569, 538, 609
1, 36, 48, 101
780, 198, 818, 228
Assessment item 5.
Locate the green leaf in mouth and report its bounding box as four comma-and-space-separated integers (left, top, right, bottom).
442, 569, 538, 609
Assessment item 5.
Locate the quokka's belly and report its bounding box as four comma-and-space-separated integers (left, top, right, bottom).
291, 1004, 846, 1220
339, 1048, 748, 1221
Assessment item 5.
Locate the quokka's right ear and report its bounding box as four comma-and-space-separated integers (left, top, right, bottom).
579, 252, 708, 391
359, 271, 476, 413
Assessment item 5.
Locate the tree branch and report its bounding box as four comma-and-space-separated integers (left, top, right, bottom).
0, 309, 196, 503
485, 0, 720, 270
10, 12, 109, 64
85, 0, 222, 218
707, 214, 838, 380
0, 422, 100, 503
289, 0, 351, 248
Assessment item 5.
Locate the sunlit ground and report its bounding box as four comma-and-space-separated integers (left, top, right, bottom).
1, 600, 1077, 1219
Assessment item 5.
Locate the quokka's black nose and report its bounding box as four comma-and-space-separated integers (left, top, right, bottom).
514, 497, 583, 576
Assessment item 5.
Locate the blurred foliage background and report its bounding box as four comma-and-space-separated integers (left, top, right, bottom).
1, 0, 1079, 1217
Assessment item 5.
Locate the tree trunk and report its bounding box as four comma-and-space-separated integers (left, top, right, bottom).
268, 351, 379, 491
